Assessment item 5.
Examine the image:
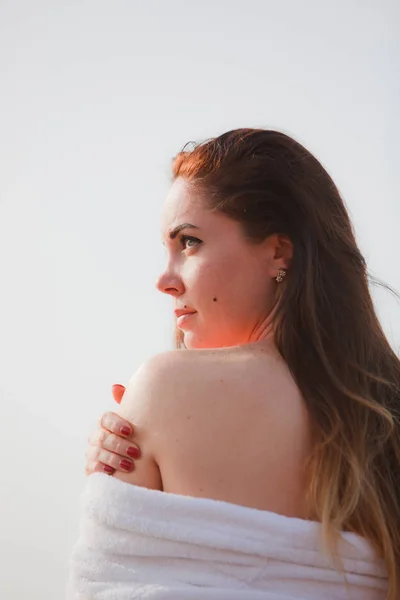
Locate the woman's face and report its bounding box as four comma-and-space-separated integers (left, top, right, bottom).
156, 177, 288, 349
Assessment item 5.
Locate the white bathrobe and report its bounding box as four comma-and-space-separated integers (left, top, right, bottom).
67, 473, 388, 599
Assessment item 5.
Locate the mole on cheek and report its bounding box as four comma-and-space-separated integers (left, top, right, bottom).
213, 297, 217, 302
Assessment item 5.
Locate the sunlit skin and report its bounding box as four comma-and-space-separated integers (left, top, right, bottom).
156, 177, 292, 349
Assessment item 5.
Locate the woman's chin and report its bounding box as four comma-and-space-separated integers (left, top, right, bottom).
181, 330, 207, 350
182, 330, 226, 350
181, 332, 201, 350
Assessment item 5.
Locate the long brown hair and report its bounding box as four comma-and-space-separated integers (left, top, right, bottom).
171, 129, 400, 598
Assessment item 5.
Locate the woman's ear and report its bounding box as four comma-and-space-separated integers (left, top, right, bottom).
268, 233, 293, 271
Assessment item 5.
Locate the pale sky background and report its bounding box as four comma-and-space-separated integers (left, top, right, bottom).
0, 1, 399, 598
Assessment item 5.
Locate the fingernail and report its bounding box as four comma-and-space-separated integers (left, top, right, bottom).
120, 459, 132, 471
127, 446, 140, 459
120, 426, 131, 437
103, 465, 114, 474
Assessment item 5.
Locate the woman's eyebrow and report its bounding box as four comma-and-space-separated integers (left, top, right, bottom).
168, 223, 200, 240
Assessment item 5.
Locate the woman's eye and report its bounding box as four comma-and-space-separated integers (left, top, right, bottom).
180, 235, 202, 250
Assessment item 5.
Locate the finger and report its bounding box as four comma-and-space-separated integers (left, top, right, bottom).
88, 429, 108, 446
100, 411, 134, 438
87, 431, 141, 467
99, 430, 141, 459
86, 446, 133, 474
97, 448, 135, 472
85, 460, 115, 476
86, 444, 100, 462
112, 384, 126, 404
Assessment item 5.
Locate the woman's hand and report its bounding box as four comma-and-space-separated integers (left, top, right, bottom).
85, 384, 141, 475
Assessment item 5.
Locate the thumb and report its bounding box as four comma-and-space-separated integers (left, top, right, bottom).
112, 384, 126, 404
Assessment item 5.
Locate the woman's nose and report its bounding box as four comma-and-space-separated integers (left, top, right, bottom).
155, 270, 184, 297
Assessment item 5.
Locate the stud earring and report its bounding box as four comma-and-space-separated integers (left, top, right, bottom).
275, 269, 287, 283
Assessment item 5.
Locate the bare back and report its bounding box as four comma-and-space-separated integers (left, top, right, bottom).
152, 342, 313, 519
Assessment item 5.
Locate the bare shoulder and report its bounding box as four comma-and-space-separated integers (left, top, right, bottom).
116, 349, 203, 439
120, 342, 302, 436
119, 348, 218, 419
115, 344, 311, 507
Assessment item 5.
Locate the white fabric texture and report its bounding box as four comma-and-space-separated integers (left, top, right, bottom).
67, 473, 388, 599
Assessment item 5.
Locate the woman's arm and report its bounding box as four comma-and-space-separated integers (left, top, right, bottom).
111, 357, 167, 490
86, 350, 186, 489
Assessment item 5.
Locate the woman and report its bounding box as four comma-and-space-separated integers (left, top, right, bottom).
71, 129, 399, 599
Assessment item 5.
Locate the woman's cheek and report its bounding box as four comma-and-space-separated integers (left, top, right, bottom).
193, 263, 219, 297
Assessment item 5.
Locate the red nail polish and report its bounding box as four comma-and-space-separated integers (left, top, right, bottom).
103, 465, 114, 474
120, 459, 132, 471
120, 426, 131, 437
127, 446, 140, 459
